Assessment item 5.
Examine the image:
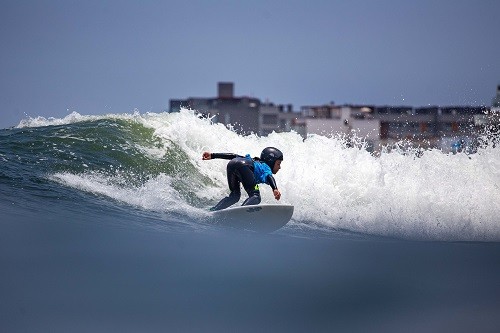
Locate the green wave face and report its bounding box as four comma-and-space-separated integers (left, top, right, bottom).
1, 116, 212, 207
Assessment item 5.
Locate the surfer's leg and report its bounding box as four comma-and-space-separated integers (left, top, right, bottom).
210, 191, 240, 211
240, 166, 261, 206
209, 160, 241, 211
242, 193, 261, 206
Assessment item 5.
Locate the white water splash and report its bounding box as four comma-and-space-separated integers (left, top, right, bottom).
46, 109, 500, 241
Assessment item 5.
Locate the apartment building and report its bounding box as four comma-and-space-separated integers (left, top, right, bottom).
170, 82, 260, 135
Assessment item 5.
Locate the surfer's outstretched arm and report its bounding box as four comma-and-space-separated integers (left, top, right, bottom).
202, 152, 243, 160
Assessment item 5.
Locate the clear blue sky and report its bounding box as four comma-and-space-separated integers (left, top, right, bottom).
1, 0, 499, 128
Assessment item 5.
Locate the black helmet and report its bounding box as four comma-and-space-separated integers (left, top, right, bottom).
260, 147, 283, 169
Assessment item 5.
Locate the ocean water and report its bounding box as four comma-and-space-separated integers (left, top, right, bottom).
1, 109, 500, 332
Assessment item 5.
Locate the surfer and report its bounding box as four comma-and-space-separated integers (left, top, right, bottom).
202, 147, 283, 211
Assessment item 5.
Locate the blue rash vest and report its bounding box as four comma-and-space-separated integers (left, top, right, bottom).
245, 154, 273, 184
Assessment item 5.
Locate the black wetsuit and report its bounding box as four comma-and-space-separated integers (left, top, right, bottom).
209, 153, 278, 211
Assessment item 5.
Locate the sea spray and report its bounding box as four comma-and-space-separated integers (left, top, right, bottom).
11, 109, 500, 241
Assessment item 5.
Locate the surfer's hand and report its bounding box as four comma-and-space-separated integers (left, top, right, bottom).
202, 152, 211, 160
273, 189, 281, 200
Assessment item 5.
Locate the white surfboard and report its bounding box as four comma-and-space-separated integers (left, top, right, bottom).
210, 204, 294, 233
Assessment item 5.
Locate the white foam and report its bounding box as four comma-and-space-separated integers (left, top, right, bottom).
16, 110, 144, 128
148, 109, 500, 241
43, 109, 500, 241
51, 171, 208, 219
